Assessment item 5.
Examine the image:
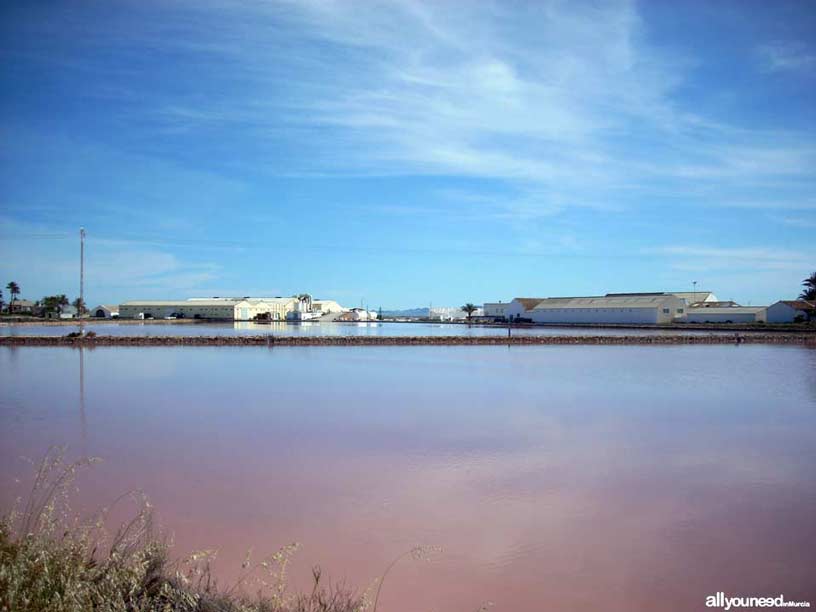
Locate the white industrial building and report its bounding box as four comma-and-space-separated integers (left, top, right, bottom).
528, 295, 686, 325
652, 291, 718, 305
336, 307, 378, 321
430, 306, 483, 321
312, 300, 346, 314
501, 291, 719, 323
119, 298, 299, 321
483, 302, 510, 319
684, 306, 766, 324
92, 304, 119, 318
505, 298, 549, 320
766, 300, 815, 323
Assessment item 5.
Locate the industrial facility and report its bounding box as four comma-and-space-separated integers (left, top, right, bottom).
526, 294, 687, 325
118, 295, 348, 321
484, 290, 792, 325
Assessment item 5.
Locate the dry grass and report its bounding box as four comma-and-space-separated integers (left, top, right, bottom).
0, 449, 367, 612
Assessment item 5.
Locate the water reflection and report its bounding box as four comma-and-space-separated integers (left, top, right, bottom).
0, 320, 784, 338
78, 346, 88, 459
1, 345, 815, 611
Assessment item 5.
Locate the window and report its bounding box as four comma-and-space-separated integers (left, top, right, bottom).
677, 308, 684, 314
662, 308, 670, 314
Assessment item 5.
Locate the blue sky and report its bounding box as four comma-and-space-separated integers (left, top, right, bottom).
1, 0, 814, 308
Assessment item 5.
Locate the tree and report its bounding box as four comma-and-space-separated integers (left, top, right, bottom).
41, 295, 69, 314
461, 303, 478, 321
72, 297, 87, 316
800, 272, 816, 301
6, 282, 20, 312
0, 289, 4, 313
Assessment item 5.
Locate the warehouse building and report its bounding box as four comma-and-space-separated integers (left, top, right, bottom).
528, 294, 686, 325
766, 300, 815, 323
684, 306, 766, 324
483, 302, 509, 319
312, 299, 346, 314
505, 298, 549, 320
93, 304, 119, 318
663, 291, 718, 305
254, 297, 298, 320
119, 298, 295, 321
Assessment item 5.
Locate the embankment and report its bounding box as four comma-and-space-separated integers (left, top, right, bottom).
1, 334, 815, 347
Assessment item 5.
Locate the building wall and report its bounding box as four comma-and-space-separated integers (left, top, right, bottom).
505, 299, 538, 320
312, 300, 344, 313
483, 303, 508, 318
685, 310, 765, 324
246, 300, 294, 321
120, 299, 300, 321
766, 303, 800, 323
527, 296, 684, 324
530, 307, 661, 325
119, 303, 238, 320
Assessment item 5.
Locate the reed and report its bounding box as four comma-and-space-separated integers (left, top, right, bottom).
0, 448, 366, 612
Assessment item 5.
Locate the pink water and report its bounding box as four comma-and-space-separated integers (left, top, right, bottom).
1, 345, 815, 611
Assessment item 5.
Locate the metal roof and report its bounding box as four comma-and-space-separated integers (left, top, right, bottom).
120, 300, 242, 307
513, 298, 551, 310
671, 291, 716, 302
531, 295, 681, 309
606, 291, 716, 302
249, 297, 297, 304
773, 300, 815, 311
686, 306, 766, 314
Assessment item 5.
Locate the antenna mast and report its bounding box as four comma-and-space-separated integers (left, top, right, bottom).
80, 227, 85, 332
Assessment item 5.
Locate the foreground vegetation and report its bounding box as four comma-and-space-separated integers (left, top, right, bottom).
0, 451, 367, 612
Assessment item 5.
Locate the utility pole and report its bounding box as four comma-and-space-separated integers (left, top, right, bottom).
80, 227, 85, 333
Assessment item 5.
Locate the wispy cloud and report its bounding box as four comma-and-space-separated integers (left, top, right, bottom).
648, 245, 812, 272
770, 215, 816, 229
758, 41, 816, 73
133, 0, 815, 217
0, 217, 222, 301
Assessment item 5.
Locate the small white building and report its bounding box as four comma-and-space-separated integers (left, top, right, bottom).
684, 306, 767, 324
505, 298, 550, 320
119, 298, 298, 321
429, 306, 483, 321
664, 291, 719, 306
483, 302, 509, 319
312, 299, 346, 314
93, 304, 119, 318
529, 295, 686, 325
766, 300, 815, 323
59, 305, 78, 320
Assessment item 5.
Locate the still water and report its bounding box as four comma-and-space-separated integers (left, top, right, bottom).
1, 320, 772, 337
1, 345, 815, 611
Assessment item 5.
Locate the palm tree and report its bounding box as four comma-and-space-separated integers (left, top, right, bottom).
461, 303, 478, 321
72, 297, 86, 316
6, 282, 20, 312
0, 289, 4, 313
800, 271, 816, 301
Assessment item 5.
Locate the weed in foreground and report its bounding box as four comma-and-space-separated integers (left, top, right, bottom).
0, 448, 366, 612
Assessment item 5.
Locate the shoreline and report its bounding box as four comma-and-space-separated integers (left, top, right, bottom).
1, 334, 814, 347
1, 317, 814, 334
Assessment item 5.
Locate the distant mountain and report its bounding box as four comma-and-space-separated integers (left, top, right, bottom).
380, 307, 430, 318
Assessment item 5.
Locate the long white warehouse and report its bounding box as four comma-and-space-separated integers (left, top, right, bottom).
119, 298, 297, 321
501, 291, 718, 323
527, 295, 686, 325
684, 306, 767, 324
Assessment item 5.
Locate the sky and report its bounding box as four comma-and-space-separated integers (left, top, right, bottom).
0, 0, 814, 309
